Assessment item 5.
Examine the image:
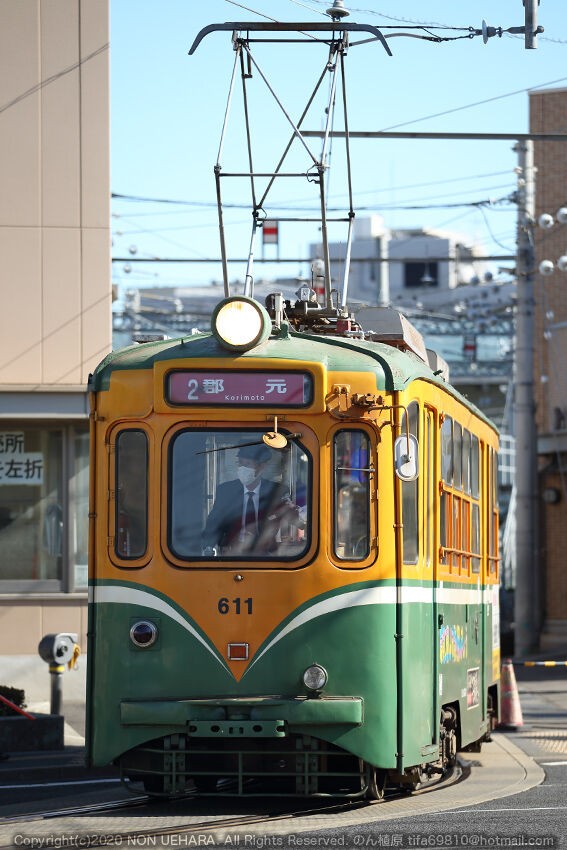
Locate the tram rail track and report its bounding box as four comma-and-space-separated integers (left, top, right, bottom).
0, 761, 466, 838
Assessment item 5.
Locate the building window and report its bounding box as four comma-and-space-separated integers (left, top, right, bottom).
404, 262, 439, 288
0, 425, 89, 592
0, 428, 62, 587
72, 430, 89, 589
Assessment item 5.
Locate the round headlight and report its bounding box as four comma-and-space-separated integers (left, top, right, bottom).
130, 620, 158, 648
211, 297, 271, 351
303, 664, 328, 691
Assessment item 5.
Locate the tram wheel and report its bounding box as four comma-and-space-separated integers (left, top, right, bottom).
366, 766, 387, 800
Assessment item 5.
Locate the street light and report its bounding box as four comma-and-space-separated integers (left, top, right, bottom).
539, 260, 554, 276
538, 210, 567, 277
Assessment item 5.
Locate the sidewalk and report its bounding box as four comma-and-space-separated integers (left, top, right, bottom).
506, 645, 567, 762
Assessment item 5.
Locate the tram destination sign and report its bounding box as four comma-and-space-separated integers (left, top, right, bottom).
167, 371, 312, 407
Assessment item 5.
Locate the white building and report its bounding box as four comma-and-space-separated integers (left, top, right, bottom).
310, 216, 489, 308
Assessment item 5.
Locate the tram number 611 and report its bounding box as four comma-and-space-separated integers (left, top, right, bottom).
218, 597, 253, 615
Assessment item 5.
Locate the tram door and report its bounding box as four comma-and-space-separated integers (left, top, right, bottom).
400, 402, 437, 750
424, 406, 438, 744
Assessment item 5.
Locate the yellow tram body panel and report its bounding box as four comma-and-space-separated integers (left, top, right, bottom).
91, 357, 399, 682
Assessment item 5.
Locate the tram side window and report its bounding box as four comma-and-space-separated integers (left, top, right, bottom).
440, 417, 452, 564
333, 430, 371, 561
169, 430, 310, 561
471, 435, 479, 498
115, 430, 148, 559
440, 490, 448, 555
401, 402, 419, 565
453, 422, 462, 491
441, 417, 453, 484
470, 433, 480, 573
425, 410, 434, 569
440, 418, 480, 575
488, 447, 499, 576
471, 503, 481, 573
462, 429, 471, 495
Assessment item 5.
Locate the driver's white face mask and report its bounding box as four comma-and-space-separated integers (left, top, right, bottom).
237, 465, 257, 488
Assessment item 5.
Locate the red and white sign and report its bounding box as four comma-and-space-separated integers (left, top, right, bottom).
167, 371, 311, 406
262, 220, 279, 245
463, 334, 476, 359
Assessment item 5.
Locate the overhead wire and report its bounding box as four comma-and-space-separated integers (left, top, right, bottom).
224, 0, 279, 22
0, 43, 108, 116
114, 199, 514, 216
113, 180, 515, 212
112, 169, 513, 214
287, 0, 327, 15
475, 205, 516, 253
304, 0, 567, 44
304, 0, 466, 29
378, 75, 567, 132
115, 214, 212, 259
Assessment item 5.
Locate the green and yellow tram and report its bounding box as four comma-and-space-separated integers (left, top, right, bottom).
86, 294, 500, 798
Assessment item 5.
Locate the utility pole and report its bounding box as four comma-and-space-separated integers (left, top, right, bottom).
513, 140, 539, 656
523, 0, 540, 49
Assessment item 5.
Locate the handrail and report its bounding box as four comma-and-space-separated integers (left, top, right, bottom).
0, 693, 36, 720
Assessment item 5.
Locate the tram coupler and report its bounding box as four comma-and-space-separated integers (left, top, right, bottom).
38, 633, 80, 716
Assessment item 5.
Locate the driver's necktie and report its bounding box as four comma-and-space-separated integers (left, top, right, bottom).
245, 490, 257, 533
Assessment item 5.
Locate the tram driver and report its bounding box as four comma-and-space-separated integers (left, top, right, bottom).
202, 443, 305, 556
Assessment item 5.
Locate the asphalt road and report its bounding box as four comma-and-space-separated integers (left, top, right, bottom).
308, 663, 567, 848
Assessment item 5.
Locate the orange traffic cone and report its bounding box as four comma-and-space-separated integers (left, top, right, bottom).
498, 658, 524, 729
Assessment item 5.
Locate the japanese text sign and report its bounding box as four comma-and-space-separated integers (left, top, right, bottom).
167, 372, 311, 406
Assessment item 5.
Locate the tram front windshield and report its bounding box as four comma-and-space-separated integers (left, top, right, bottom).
170, 430, 310, 561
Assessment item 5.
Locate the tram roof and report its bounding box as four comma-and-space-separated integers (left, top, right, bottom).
89, 330, 496, 431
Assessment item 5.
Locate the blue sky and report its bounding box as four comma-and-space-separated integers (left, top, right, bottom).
111, 0, 566, 292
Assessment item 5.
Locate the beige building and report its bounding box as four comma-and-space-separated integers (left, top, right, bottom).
531, 87, 567, 648
0, 1, 110, 666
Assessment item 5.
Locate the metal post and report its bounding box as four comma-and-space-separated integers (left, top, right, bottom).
513, 140, 539, 656
524, 0, 539, 50
214, 165, 230, 298
49, 663, 64, 715
317, 164, 333, 309
378, 235, 390, 307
